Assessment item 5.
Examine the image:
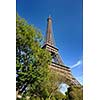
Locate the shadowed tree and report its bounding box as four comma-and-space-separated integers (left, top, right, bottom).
65, 85, 83, 100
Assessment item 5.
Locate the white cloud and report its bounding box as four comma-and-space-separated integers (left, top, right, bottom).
70, 60, 82, 69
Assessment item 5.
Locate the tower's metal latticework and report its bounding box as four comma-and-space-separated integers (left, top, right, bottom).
42, 16, 81, 86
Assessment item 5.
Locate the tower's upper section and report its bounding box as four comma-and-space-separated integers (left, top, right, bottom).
45, 15, 55, 46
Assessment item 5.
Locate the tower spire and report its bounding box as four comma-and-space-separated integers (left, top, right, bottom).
43, 16, 64, 65
45, 15, 55, 46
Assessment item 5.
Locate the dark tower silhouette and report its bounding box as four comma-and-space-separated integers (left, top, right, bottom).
42, 16, 81, 86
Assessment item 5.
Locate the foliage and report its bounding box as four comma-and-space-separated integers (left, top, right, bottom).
53, 91, 66, 100
45, 71, 62, 99
66, 85, 83, 100
16, 13, 52, 99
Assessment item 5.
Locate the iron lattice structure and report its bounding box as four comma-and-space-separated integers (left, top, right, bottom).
42, 16, 81, 86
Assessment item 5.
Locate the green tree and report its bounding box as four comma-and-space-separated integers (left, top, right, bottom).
54, 91, 66, 100
16, 13, 52, 99
32, 71, 63, 100
47, 72, 62, 99
66, 85, 83, 100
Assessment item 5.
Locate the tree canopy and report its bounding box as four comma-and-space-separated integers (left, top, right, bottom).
16, 13, 52, 99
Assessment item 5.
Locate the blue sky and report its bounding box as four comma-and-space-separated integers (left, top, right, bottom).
16, 0, 83, 88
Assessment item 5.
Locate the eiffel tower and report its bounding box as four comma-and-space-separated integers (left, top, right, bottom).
42, 16, 81, 86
